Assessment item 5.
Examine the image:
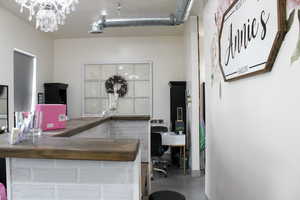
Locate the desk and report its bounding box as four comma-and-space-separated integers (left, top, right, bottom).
161, 132, 186, 175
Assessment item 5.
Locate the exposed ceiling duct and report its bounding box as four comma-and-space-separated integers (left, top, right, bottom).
175, 0, 194, 24
90, 0, 194, 34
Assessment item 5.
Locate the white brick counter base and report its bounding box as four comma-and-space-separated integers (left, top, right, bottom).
6, 150, 141, 200
73, 120, 150, 163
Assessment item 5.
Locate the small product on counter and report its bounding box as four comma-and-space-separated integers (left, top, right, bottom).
35, 104, 66, 131
12, 112, 42, 145
10, 128, 22, 145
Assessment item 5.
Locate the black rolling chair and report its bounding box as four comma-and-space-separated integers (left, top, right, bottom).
151, 126, 169, 152
151, 126, 168, 133
151, 132, 168, 177
149, 191, 186, 200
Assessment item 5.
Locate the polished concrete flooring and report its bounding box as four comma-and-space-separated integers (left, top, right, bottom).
151, 168, 207, 200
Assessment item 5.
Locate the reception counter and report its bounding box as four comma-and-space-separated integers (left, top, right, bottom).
0, 115, 150, 200
43, 115, 150, 138
44, 115, 150, 163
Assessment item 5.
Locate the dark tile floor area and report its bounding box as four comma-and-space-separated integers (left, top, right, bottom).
151, 168, 207, 200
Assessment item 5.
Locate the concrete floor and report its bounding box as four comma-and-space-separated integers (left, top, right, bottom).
151, 168, 207, 200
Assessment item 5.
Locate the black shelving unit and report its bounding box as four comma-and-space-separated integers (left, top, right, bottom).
44, 83, 68, 114
169, 81, 187, 133
0, 159, 6, 187
44, 83, 68, 105
169, 81, 187, 166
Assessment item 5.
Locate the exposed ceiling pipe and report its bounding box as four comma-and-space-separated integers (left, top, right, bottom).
176, 0, 194, 24
90, 16, 175, 34
90, 0, 194, 34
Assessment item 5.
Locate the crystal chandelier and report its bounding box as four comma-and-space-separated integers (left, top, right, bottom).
15, 0, 79, 32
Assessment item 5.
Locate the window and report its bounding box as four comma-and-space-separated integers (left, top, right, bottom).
83, 62, 152, 116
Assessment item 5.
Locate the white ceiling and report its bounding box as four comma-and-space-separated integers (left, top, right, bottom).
0, 0, 203, 39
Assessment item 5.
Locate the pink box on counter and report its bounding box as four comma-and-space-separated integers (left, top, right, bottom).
35, 104, 67, 131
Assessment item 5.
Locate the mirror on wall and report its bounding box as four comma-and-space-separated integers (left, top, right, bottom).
0, 85, 9, 134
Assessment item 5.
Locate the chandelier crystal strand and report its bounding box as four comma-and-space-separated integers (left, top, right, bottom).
15, 0, 79, 32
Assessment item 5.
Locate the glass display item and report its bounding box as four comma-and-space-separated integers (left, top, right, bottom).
30, 111, 43, 136
13, 111, 43, 144
108, 86, 119, 112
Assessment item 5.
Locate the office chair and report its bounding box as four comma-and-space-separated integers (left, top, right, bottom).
151, 132, 168, 178
151, 126, 169, 152
151, 126, 168, 133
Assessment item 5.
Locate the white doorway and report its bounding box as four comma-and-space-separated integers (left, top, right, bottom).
13, 50, 36, 113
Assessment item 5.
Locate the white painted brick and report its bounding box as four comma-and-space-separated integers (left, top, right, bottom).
102, 184, 134, 200
9, 155, 140, 200
76, 129, 110, 138
32, 168, 77, 183
73, 120, 149, 163
11, 168, 31, 182
111, 121, 148, 128
111, 128, 147, 134
12, 158, 55, 168
55, 159, 102, 168
129, 151, 141, 185
12, 184, 55, 200
102, 161, 132, 168
80, 167, 129, 184
74, 122, 111, 139
56, 184, 101, 200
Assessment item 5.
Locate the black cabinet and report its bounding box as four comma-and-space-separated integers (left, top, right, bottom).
0, 159, 6, 187
44, 83, 68, 115
169, 81, 187, 167
169, 81, 187, 133
44, 83, 68, 105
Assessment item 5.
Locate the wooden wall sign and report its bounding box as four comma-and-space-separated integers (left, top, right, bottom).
219, 0, 287, 81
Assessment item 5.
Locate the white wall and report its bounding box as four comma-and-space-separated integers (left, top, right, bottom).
0, 6, 54, 130
53, 36, 185, 124
204, 1, 300, 200
184, 17, 200, 173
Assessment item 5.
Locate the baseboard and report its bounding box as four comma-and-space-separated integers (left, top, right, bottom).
191, 170, 201, 177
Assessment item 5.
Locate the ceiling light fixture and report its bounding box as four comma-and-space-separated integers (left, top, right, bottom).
15, 0, 79, 32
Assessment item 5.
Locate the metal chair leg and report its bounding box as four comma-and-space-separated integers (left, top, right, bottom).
153, 167, 168, 177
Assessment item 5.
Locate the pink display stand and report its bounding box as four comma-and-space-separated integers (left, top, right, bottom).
0, 183, 7, 200
35, 104, 67, 131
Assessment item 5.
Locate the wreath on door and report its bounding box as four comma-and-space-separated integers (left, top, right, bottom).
105, 75, 128, 97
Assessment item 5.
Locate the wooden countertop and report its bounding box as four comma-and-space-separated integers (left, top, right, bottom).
0, 115, 149, 161
0, 134, 140, 161
44, 115, 150, 137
